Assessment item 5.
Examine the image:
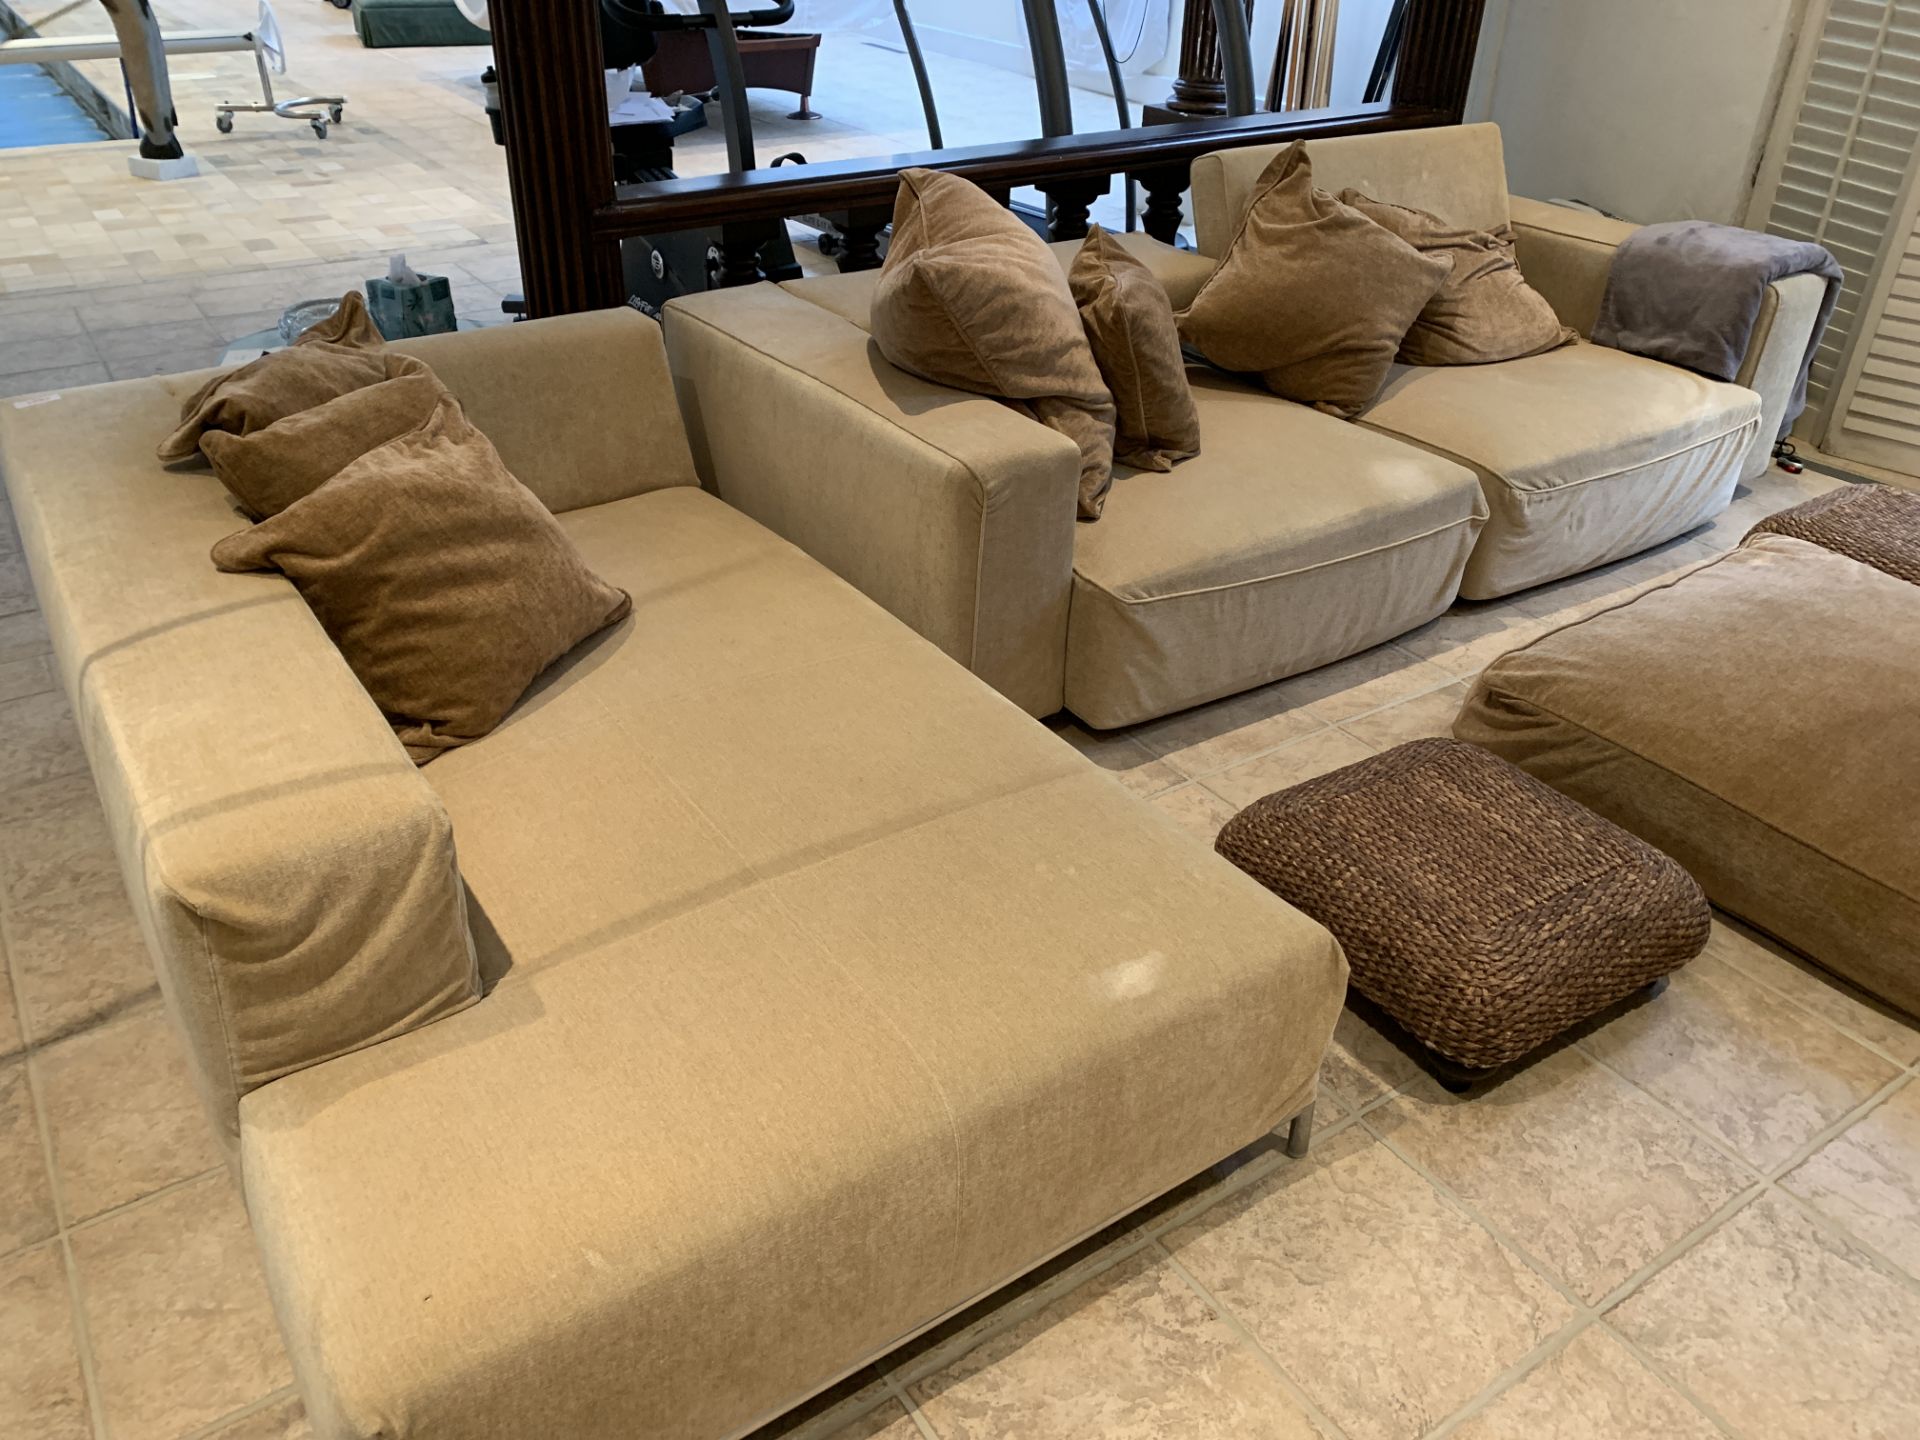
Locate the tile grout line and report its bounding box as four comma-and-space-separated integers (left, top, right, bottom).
174, 1382, 302, 1440
63, 1163, 230, 1238
1353, 1109, 1761, 1439
1154, 1241, 1357, 1440
1133, 660, 1469, 789
1418, 1315, 1598, 1440
1569, 1027, 1819, 1179
57, 1232, 111, 1440
1358, 1114, 1596, 1316
1704, 947, 1920, 1071
11, 906, 113, 1440
878, 1370, 939, 1440
1591, 1317, 1752, 1440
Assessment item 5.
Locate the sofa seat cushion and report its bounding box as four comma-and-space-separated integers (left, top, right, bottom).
240, 485, 1347, 1440
1455, 533, 1920, 1015
1065, 372, 1486, 728
1360, 344, 1761, 598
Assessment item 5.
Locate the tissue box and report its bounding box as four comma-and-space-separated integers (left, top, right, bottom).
365, 271, 457, 339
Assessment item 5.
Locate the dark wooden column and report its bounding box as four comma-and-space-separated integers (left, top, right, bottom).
1391, 0, 1489, 122
1160, 0, 1254, 118
489, 0, 624, 317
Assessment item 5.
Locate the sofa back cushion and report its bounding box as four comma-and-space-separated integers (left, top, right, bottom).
1192, 122, 1512, 259
391, 307, 700, 513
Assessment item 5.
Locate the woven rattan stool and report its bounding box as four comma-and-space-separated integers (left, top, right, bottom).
1215, 737, 1710, 1088
1746, 482, 1920, 585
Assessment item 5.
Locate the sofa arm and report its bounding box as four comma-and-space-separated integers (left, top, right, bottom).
1, 380, 479, 1148
1508, 195, 1640, 337
1732, 270, 1828, 478
664, 284, 1079, 717
1511, 195, 1825, 480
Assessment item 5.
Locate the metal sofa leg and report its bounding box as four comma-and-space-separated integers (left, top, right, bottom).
1284, 1102, 1315, 1158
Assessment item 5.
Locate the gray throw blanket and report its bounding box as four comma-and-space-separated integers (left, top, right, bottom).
1592, 220, 1843, 440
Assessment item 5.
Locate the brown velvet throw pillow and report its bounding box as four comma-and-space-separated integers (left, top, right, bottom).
159, 292, 418, 463
200, 370, 449, 519
1339, 190, 1577, 366
1069, 225, 1201, 472
1178, 142, 1451, 418
871, 168, 1119, 518
210, 393, 632, 764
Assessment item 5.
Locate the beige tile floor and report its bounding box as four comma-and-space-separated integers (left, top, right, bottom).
4, 452, 1919, 1440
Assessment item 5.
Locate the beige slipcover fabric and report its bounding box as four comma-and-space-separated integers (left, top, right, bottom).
1069, 225, 1201, 471
212, 394, 632, 763
871, 168, 1119, 518
242, 483, 1349, 1440
1066, 371, 1484, 728
1191, 122, 1512, 259
1360, 343, 1760, 597
666, 283, 1080, 718
1340, 190, 1574, 365
0, 353, 485, 1143
1457, 534, 1920, 1015
200, 369, 447, 517
1179, 142, 1451, 418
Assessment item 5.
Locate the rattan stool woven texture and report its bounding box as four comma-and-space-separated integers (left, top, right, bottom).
1214, 737, 1710, 1075
1746, 482, 1920, 586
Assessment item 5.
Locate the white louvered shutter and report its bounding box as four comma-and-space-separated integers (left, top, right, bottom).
1763, 0, 1920, 454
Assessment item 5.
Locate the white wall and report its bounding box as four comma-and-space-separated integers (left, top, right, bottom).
1466, 0, 1811, 224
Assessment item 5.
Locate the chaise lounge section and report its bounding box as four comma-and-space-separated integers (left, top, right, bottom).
0, 309, 1348, 1440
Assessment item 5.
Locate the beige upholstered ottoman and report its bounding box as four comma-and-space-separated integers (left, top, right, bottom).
1214, 738, 1709, 1086
1458, 533, 1920, 1015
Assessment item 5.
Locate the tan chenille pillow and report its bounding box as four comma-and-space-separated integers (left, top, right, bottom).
159, 291, 415, 463
1069, 225, 1200, 472
200, 370, 448, 518
871, 168, 1119, 518
1339, 190, 1577, 366
211, 393, 632, 764
1179, 142, 1451, 417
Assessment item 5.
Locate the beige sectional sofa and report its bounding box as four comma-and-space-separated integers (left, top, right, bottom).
665, 123, 1822, 730
0, 311, 1347, 1440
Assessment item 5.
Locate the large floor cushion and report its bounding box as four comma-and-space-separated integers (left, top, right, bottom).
241, 486, 1347, 1440
1456, 533, 1920, 1014
1361, 343, 1761, 598
1216, 738, 1709, 1077
1066, 371, 1486, 728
